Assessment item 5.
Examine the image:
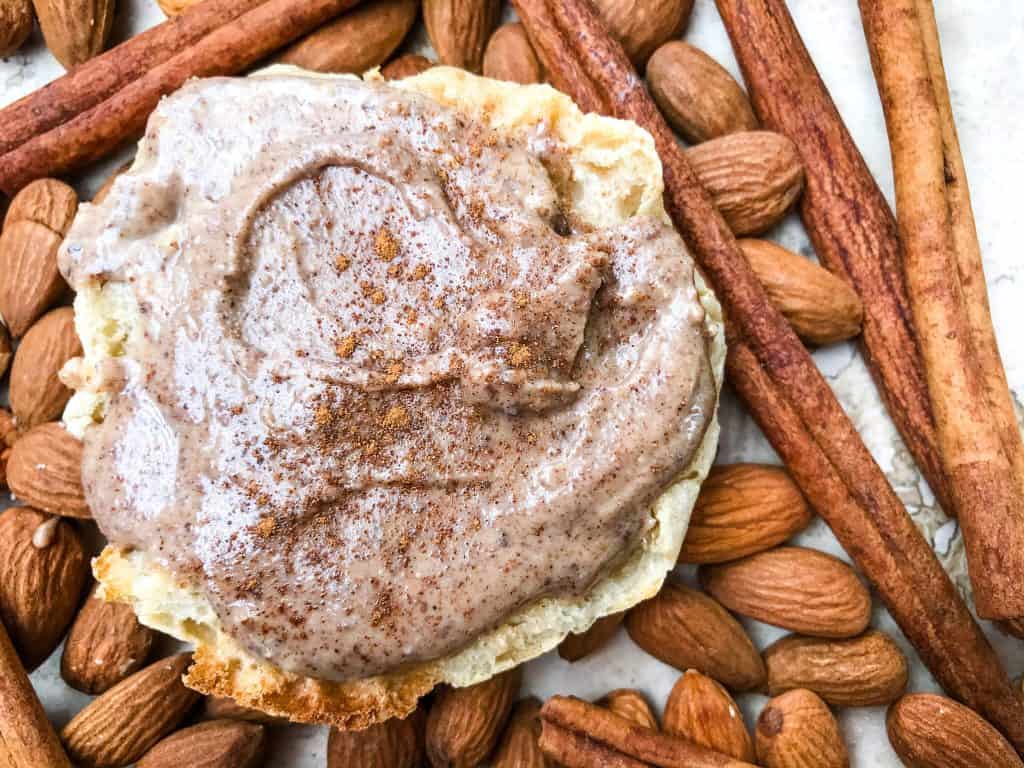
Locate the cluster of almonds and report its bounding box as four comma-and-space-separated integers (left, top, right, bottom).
0, 0, 114, 67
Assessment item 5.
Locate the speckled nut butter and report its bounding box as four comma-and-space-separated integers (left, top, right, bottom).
59, 74, 716, 682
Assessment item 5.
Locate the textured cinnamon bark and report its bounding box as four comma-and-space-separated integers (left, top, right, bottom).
860, 0, 1024, 619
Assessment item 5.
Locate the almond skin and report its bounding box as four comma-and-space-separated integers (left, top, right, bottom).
423, 0, 500, 73
0, 506, 88, 671
557, 611, 624, 662
625, 582, 765, 691
0, 0, 33, 57
678, 463, 812, 564
592, 0, 693, 68
6, 421, 90, 518
138, 720, 266, 768
328, 706, 424, 768
483, 23, 543, 85
756, 689, 848, 768
31, 0, 115, 69
700, 547, 871, 639
0, 323, 10, 380
10, 306, 82, 429
664, 670, 754, 761
382, 54, 435, 81
426, 666, 521, 767
0, 409, 15, 489
647, 41, 758, 144
492, 698, 551, 768
763, 630, 908, 707
4, 178, 79, 236
62, 583, 155, 694
61, 653, 201, 768
597, 689, 658, 730
202, 696, 286, 726
0, 220, 67, 338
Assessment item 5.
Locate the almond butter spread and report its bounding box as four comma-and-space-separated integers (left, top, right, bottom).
60, 75, 716, 682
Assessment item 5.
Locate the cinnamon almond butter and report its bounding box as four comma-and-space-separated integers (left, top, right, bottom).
423, 0, 500, 73
0, 0, 33, 57
700, 546, 871, 638
483, 23, 543, 85
202, 696, 286, 726
6, 422, 90, 518
625, 581, 765, 691
138, 720, 266, 768
557, 611, 624, 662
492, 698, 550, 768
591, 0, 693, 68
328, 707, 424, 768
426, 666, 521, 767
3, 178, 79, 236
678, 463, 812, 564
382, 54, 435, 81
10, 307, 82, 430
664, 670, 754, 761
597, 689, 658, 730
0, 220, 67, 338
756, 689, 848, 768
31, 0, 115, 69
0, 506, 88, 671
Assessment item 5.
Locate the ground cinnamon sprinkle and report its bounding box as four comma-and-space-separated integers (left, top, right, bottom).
385, 361, 404, 383
334, 253, 350, 271
374, 226, 400, 261
411, 263, 431, 280
254, 516, 276, 538
335, 334, 357, 358
371, 289, 386, 305
380, 404, 410, 430
508, 342, 533, 368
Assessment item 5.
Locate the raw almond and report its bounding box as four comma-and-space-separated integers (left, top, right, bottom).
756, 689, 848, 768
739, 239, 864, 346
684, 131, 804, 236
32, 0, 114, 69
10, 306, 82, 429
92, 161, 131, 204
382, 53, 436, 81
625, 582, 765, 691
678, 463, 812, 564
423, 0, 500, 73
492, 698, 551, 768
0, 220, 67, 337
426, 666, 521, 767
558, 611, 624, 662
483, 23, 543, 85
0, 506, 88, 671
647, 42, 757, 144
62, 583, 155, 694
763, 630, 908, 707
6, 421, 90, 518
203, 696, 286, 726
3, 178, 79, 236
0, 322, 10, 379
592, 0, 693, 68
278, 0, 418, 74
664, 670, 754, 761
138, 720, 266, 768
887, 694, 1021, 768
61, 653, 201, 767
699, 546, 871, 639
597, 689, 658, 730
328, 706, 424, 768
0, 408, 16, 489
0, 0, 33, 56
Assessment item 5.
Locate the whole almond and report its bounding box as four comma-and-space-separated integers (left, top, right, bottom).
887, 694, 1021, 768
739, 239, 864, 346
700, 547, 871, 639
0, 220, 67, 337
0, 0, 33, 56
92, 161, 131, 204
684, 131, 804, 236
492, 698, 551, 768
483, 23, 543, 85
648, 42, 757, 144
678, 464, 812, 564
0, 409, 16, 489
0, 506, 88, 671
203, 696, 286, 726
0, 323, 10, 379
592, 0, 693, 68
625, 582, 765, 691
278, 0, 418, 74
664, 670, 754, 761
763, 630, 908, 707
757, 689, 848, 768
138, 720, 266, 768
382, 54, 436, 81
328, 706, 424, 768
62, 583, 155, 694
423, 0, 500, 73
426, 666, 521, 767
10, 307, 82, 429
597, 689, 658, 730
558, 611, 624, 662
4, 178, 79, 236
7, 422, 90, 518
61, 653, 201, 768
31, 0, 114, 69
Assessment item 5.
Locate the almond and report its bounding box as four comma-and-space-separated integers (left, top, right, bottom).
699, 546, 871, 639
138, 720, 266, 768
0, 408, 16, 489
0, 506, 88, 671
423, 0, 500, 73
202, 696, 286, 726
684, 131, 804, 236
156, 0, 198, 15
3, 178, 79, 236
483, 23, 543, 85
597, 689, 658, 730
62, 583, 155, 694
31, 0, 114, 69
492, 698, 551, 768
664, 670, 754, 761
382, 53, 436, 81
887, 694, 1021, 768
592, 0, 693, 68
739, 239, 864, 346
558, 611, 624, 662
0, 0, 33, 56
0, 322, 10, 379
0, 220, 67, 338
92, 161, 131, 204
10, 307, 82, 429
61, 653, 201, 767
426, 666, 521, 767
625, 582, 765, 691
6, 421, 90, 518
647, 42, 758, 144
763, 630, 908, 707
678, 464, 812, 564
278, 0, 418, 74
328, 706, 424, 768
756, 689, 848, 768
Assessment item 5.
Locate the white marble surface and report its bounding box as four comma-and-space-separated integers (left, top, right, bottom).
3, 0, 1023, 765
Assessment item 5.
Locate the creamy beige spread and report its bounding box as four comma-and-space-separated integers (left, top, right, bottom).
60, 75, 715, 682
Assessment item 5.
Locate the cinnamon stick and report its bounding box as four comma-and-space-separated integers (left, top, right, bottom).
859, 0, 1024, 619
0, 0, 364, 195
512, 0, 1024, 751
